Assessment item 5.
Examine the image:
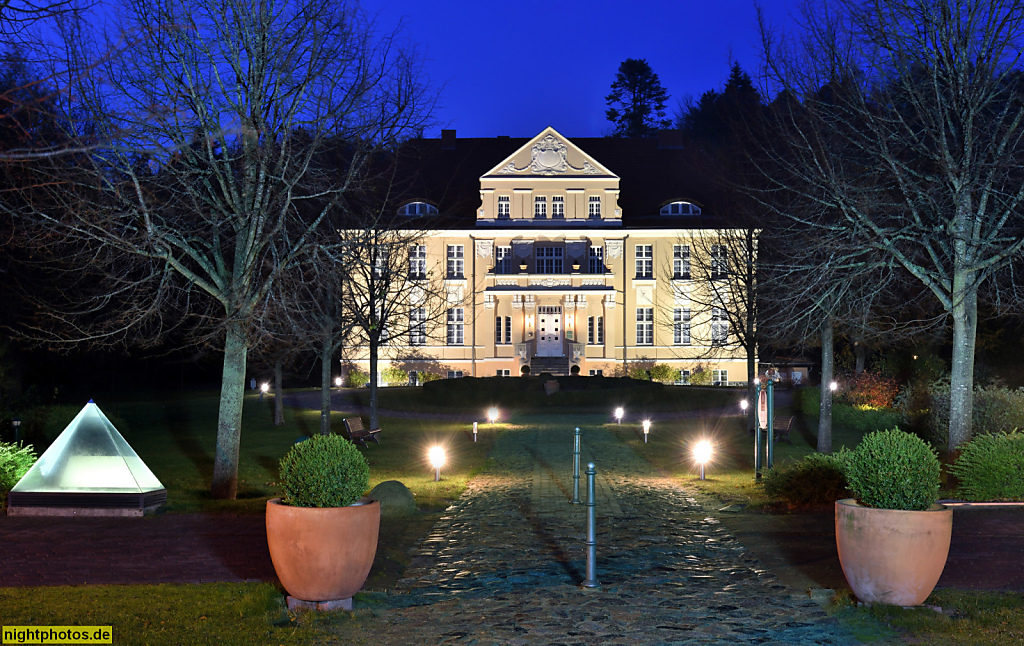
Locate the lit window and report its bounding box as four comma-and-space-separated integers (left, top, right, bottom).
398, 202, 439, 217
447, 308, 464, 346
660, 201, 701, 216
588, 246, 604, 274
674, 308, 691, 345
447, 245, 464, 279
635, 245, 653, 279
636, 307, 653, 345
534, 196, 547, 219
536, 246, 563, 274
552, 196, 565, 218
673, 245, 690, 280
497, 196, 510, 219
588, 196, 601, 219
409, 245, 426, 280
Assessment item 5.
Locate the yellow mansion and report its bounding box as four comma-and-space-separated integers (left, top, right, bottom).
342, 127, 751, 384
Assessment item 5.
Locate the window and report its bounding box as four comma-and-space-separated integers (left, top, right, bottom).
713, 369, 728, 385
552, 196, 565, 218
635, 244, 653, 278
711, 245, 728, 280
497, 196, 510, 219
496, 369, 511, 377
409, 370, 419, 386
673, 245, 691, 280
588, 246, 604, 274
409, 245, 426, 280
712, 307, 728, 345
447, 370, 464, 379
536, 246, 563, 274
447, 245, 464, 279
636, 307, 653, 345
673, 308, 691, 345
679, 369, 691, 385
495, 246, 513, 274
588, 315, 604, 345
589, 369, 604, 377
410, 308, 426, 346
372, 245, 390, 279
660, 201, 701, 216
398, 201, 438, 217
588, 196, 601, 219
534, 196, 547, 219
447, 308, 464, 345
495, 316, 511, 344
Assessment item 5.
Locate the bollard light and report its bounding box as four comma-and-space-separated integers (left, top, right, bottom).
260, 382, 270, 393
693, 439, 713, 480
830, 381, 838, 392
334, 376, 342, 387
740, 399, 749, 411
614, 407, 624, 425
428, 445, 446, 481
473, 421, 478, 442
487, 407, 499, 424
11, 416, 21, 443
642, 419, 651, 443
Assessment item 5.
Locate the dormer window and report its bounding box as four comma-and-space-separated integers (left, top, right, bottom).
660, 201, 701, 216
398, 201, 438, 217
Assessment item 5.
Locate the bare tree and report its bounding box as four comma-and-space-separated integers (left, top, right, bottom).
10, 0, 432, 498
757, 0, 1024, 450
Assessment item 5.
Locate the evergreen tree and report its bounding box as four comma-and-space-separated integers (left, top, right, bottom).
605, 58, 670, 138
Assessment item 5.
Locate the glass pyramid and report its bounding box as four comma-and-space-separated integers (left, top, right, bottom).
8, 401, 165, 514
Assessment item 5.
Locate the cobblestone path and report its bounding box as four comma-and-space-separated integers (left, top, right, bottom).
353, 423, 859, 645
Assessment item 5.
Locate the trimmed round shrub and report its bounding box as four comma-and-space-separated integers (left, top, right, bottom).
570, 364, 581, 375
278, 434, 369, 508
845, 427, 940, 511
949, 431, 1024, 502
347, 368, 370, 388
763, 451, 852, 505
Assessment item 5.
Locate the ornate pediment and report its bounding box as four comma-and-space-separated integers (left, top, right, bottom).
483, 127, 616, 178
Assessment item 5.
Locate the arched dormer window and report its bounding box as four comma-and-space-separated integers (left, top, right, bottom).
398, 201, 439, 217
660, 201, 702, 216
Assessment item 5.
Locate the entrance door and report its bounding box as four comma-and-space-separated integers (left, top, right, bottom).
537, 306, 563, 356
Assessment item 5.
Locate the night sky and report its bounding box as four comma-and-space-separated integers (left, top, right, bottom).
369, 0, 799, 138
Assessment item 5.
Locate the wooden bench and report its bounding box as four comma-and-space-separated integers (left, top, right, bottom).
343, 417, 381, 447
773, 416, 794, 444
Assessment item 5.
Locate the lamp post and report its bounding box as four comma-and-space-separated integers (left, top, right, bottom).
428, 446, 446, 482
830, 381, 838, 392
334, 376, 342, 388
473, 421, 478, 442
694, 439, 713, 480
259, 382, 269, 403
11, 416, 20, 443
642, 419, 651, 443
614, 407, 624, 425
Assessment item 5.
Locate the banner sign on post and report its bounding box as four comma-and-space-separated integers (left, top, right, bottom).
758, 388, 768, 429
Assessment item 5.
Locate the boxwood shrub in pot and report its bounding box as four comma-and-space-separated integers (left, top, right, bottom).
267, 435, 380, 607
835, 428, 951, 606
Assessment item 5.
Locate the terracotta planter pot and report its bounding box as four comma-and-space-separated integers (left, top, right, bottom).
835, 498, 952, 606
266, 498, 380, 602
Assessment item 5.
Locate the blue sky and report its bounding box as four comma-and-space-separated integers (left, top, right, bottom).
368, 0, 799, 138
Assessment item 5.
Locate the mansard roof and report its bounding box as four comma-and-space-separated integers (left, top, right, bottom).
390, 129, 730, 230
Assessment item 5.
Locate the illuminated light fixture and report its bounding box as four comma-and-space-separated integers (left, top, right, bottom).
428, 446, 446, 482
487, 407, 499, 424
260, 382, 270, 393
693, 439, 713, 480
526, 315, 535, 327
334, 376, 342, 387
740, 400, 749, 411
473, 421, 478, 442
642, 419, 651, 443
830, 381, 838, 392
614, 407, 624, 425
754, 377, 760, 385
